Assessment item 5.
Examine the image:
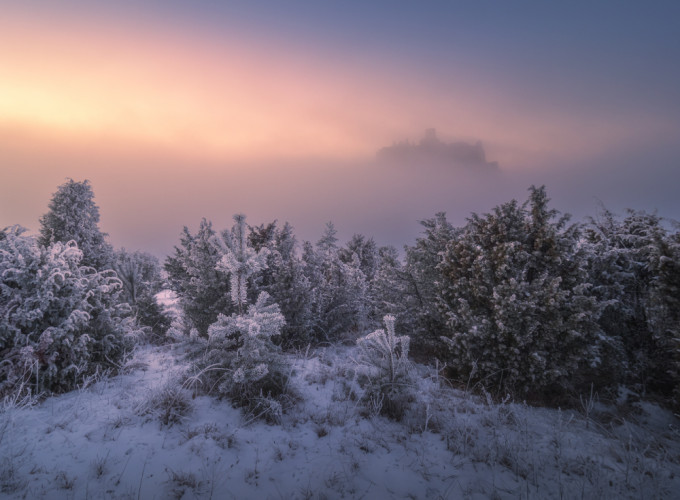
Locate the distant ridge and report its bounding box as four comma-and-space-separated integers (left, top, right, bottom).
377, 129, 498, 169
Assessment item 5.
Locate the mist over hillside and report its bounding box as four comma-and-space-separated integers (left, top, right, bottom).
377, 128, 499, 170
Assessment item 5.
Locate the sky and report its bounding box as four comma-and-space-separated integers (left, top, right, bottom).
1, 0, 679, 256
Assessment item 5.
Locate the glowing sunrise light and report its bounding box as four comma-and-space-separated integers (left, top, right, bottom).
3, 4, 668, 168
2, 1, 679, 258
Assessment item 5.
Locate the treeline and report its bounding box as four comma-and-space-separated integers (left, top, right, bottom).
165, 185, 680, 406
1, 180, 678, 409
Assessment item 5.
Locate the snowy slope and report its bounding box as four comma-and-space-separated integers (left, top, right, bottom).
1, 343, 679, 499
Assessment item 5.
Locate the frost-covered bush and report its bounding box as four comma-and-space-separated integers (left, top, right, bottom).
248, 221, 315, 348
164, 218, 233, 336
188, 215, 291, 421
585, 209, 680, 403
302, 222, 370, 342
400, 213, 459, 355
0, 226, 135, 396
200, 292, 289, 419
357, 315, 414, 420
357, 315, 410, 384
113, 249, 170, 343
437, 187, 605, 399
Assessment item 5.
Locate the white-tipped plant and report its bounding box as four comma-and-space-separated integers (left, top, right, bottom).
357, 315, 410, 385
213, 214, 269, 315
207, 292, 286, 398
357, 315, 414, 420
195, 215, 291, 419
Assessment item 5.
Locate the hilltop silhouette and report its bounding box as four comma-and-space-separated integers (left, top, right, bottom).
377, 129, 498, 170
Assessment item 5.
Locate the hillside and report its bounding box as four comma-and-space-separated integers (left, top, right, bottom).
2, 342, 679, 499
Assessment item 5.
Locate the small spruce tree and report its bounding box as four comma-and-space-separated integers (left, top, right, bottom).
39, 179, 113, 270
357, 314, 413, 420
193, 215, 289, 420
214, 214, 269, 315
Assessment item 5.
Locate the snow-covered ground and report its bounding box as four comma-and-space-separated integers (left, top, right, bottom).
1, 343, 679, 499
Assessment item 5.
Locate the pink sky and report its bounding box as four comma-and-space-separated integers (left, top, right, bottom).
2, 2, 679, 255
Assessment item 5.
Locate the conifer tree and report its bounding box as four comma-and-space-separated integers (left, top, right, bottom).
357, 314, 413, 420
437, 187, 603, 397
39, 179, 113, 270
367, 245, 403, 326
316, 221, 339, 255
357, 315, 410, 385
339, 234, 379, 281
114, 249, 169, 341
249, 221, 314, 347
302, 223, 369, 341
164, 219, 232, 336
399, 213, 459, 353
214, 214, 269, 315
585, 209, 680, 399
198, 214, 288, 418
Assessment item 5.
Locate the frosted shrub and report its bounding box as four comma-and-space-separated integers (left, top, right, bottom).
302, 222, 370, 342
437, 186, 604, 399
164, 218, 232, 336
189, 215, 291, 421
0, 227, 135, 397
113, 249, 170, 343
399, 213, 458, 355
247, 221, 315, 348
201, 292, 289, 419
213, 214, 269, 315
585, 209, 680, 405
357, 315, 410, 384
357, 315, 413, 420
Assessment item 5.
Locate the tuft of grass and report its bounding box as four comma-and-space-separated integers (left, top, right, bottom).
136, 382, 192, 426
181, 423, 235, 449
165, 468, 201, 500
91, 452, 110, 479
55, 470, 76, 490
0, 458, 27, 494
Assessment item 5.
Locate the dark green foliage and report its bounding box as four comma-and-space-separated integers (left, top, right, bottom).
303, 231, 368, 343
339, 234, 379, 282
367, 245, 403, 326
114, 249, 170, 342
585, 209, 680, 402
164, 219, 233, 336
393, 213, 459, 356
134, 288, 172, 344
437, 186, 604, 398
248, 221, 314, 347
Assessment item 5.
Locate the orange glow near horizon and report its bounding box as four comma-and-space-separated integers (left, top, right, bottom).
2, 3, 680, 259
1, 7, 666, 169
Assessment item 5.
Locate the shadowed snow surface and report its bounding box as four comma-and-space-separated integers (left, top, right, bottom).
1, 344, 679, 499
